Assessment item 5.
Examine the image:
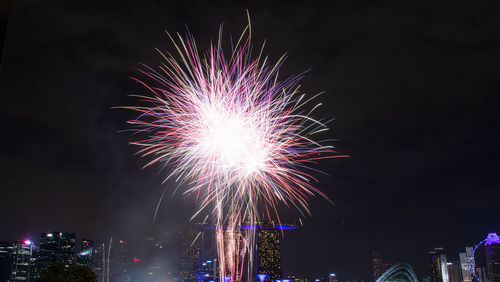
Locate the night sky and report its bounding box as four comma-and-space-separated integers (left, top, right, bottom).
1, 0, 500, 280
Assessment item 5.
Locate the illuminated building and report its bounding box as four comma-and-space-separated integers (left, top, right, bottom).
223, 227, 246, 281
29, 244, 40, 281
0, 240, 36, 281
196, 259, 218, 281
372, 250, 384, 280
256, 273, 268, 281
193, 222, 293, 280
475, 267, 488, 282
180, 225, 203, 282
38, 232, 76, 273
38, 232, 61, 272
446, 260, 461, 282
375, 263, 418, 282
429, 247, 448, 282
110, 239, 129, 281
485, 232, 500, 281
11, 240, 34, 281
59, 233, 76, 267
76, 239, 93, 267
91, 243, 105, 282
143, 237, 172, 281
0, 241, 13, 281
257, 225, 282, 280
329, 273, 337, 282
459, 247, 474, 282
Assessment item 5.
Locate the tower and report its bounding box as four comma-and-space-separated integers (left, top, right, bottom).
59, 233, 76, 266
256, 225, 282, 280
485, 233, 500, 282
0, 241, 13, 281
91, 243, 105, 282
38, 232, 61, 272
11, 240, 34, 281
429, 247, 448, 282
77, 239, 93, 267
180, 225, 203, 281
372, 250, 384, 280
459, 247, 474, 282
38, 232, 76, 273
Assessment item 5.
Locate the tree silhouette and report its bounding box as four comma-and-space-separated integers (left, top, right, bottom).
39, 262, 97, 282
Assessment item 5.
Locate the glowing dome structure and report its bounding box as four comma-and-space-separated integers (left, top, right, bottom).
375, 263, 418, 282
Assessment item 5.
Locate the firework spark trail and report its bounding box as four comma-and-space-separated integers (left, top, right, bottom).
125, 16, 346, 281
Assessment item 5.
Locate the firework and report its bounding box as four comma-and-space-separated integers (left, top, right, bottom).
124, 16, 344, 281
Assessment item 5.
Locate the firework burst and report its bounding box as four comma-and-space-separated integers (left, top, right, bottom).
124, 16, 345, 281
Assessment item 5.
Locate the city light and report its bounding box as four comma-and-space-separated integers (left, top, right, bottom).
485, 232, 500, 245
23, 240, 31, 245
257, 274, 269, 282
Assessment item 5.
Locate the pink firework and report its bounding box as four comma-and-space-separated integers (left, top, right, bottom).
125, 18, 345, 281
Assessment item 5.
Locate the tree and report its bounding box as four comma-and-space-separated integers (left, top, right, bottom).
39, 262, 97, 282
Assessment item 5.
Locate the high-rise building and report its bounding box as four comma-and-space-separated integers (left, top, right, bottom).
459, 247, 474, 282
38, 232, 76, 273
446, 260, 461, 282
110, 239, 129, 281
29, 244, 40, 281
329, 273, 338, 282
91, 243, 105, 282
180, 226, 203, 282
257, 226, 282, 281
476, 267, 488, 282
0, 240, 36, 281
429, 247, 449, 282
59, 233, 76, 267
0, 241, 13, 281
485, 233, 500, 282
38, 232, 60, 272
11, 240, 34, 281
145, 239, 171, 281
196, 259, 218, 281
372, 250, 384, 280
77, 239, 93, 267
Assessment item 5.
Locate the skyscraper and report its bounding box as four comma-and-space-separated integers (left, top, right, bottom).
180, 225, 203, 282
38, 232, 61, 273
459, 247, 474, 282
29, 244, 40, 281
59, 233, 76, 267
476, 267, 488, 282
38, 232, 76, 273
0, 240, 37, 281
77, 239, 93, 267
196, 259, 218, 281
146, 239, 171, 281
11, 240, 34, 281
372, 250, 384, 280
485, 233, 500, 282
0, 241, 13, 281
91, 242, 105, 282
257, 226, 282, 281
110, 239, 129, 281
429, 247, 449, 282
446, 260, 461, 282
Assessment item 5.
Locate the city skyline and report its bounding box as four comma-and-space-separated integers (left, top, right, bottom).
1, 228, 499, 281
1, 0, 500, 280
